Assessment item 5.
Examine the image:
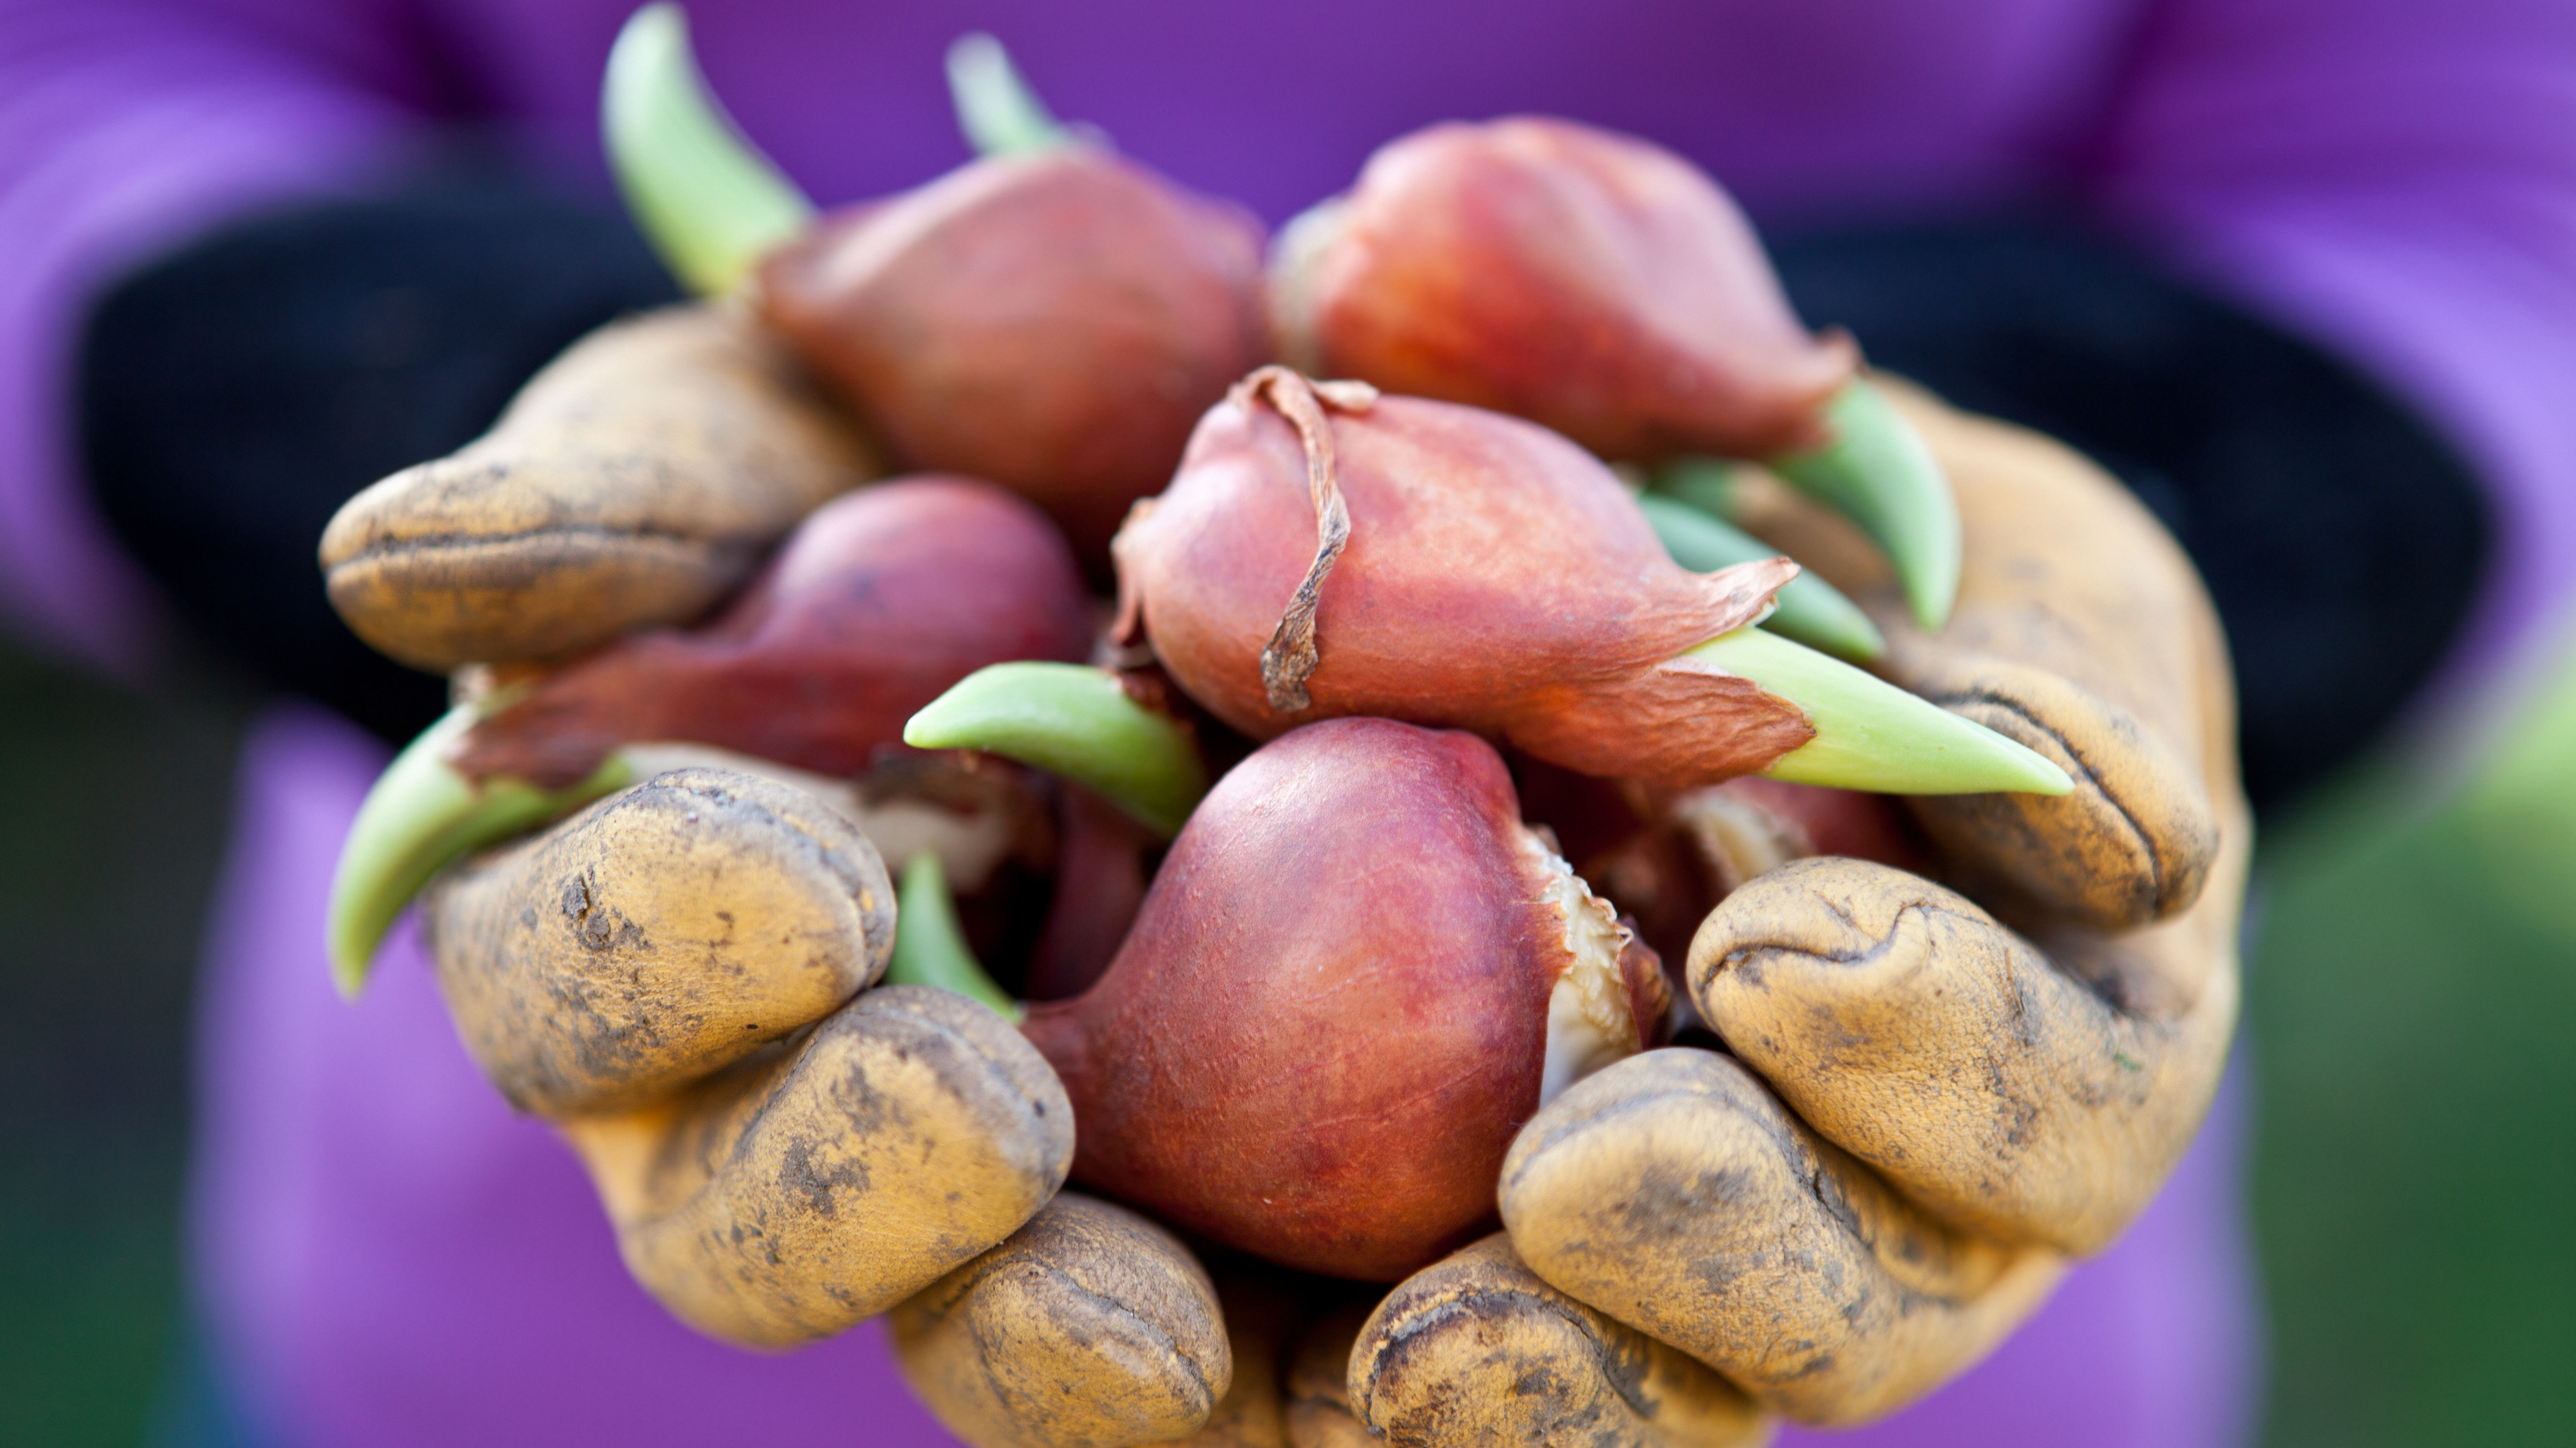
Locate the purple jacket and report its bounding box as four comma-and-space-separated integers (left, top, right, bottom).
10, 3, 2576, 1445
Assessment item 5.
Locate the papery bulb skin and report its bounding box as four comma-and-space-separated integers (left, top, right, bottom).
1019, 719, 1657, 1281
1115, 388, 1815, 789
759, 147, 1271, 574
1273, 117, 1855, 461
453, 477, 1095, 787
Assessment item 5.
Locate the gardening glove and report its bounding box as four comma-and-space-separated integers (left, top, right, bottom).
1471, 380, 2246, 1430
77, 165, 686, 744
1077, 383, 2240, 1448
320, 293, 1243, 1447
421, 763, 1238, 1445
318, 300, 876, 674
1322, 1234, 1771, 1447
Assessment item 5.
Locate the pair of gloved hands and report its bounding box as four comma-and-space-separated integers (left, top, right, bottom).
409, 379, 2245, 1447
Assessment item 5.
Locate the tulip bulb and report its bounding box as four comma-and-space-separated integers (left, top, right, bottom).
1017, 718, 1666, 1281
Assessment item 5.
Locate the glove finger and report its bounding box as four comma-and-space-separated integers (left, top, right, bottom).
1894, 647, 2222, 930
1142, 1259, 1321, 1448
1498, 1050, 2064, 1426
890, 1193, 1232, 1448
558, 983, 1069, 1347
1724, 383, 2235, 932
1348, 1233, 1772, 1448
1691, 853, 2242, 1254
1283, 1305, 1375, 1448
321, 304, 876, 672
424, 765, 896, 1116
1883, 383, 2227, 760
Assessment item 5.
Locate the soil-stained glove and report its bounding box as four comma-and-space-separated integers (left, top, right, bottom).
1475, 382, 2247, 1430
319, 303, 876, 673
422, 765, 1238, 1445
1339, 1235, 1770, 1446
322, 292, 1241, 1447
425, 766, 1072, 1343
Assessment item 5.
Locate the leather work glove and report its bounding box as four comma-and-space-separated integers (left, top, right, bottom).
369, 359, 2237, 1448
1318, 380, 2245, 1442
420, 762, 1242, 1440
899, 380, 2242, 1448
316, 300, 1240, 1447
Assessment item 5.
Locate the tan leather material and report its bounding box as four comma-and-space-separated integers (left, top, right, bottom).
890, 1194, 1232, 1448
1142, 1263, 1319, 1448
425, 768, 895, 1116
1488, 381, 2244, 1431
1892, 384, 2235, 772
558, 984, 1071, 1349
427, 764, 1127, 1385
1689, 847, 2244, 1254
1349, 1232, 1775, 1446
1674, 385, 2251, 1257
1498, 1051, 2065, 1427
1892, 649, 2220, 930
389, 359, 2247, 1441
1282, 1306, 1377, 1448
1724, 381, 2236, 931
321, 305, 876, 671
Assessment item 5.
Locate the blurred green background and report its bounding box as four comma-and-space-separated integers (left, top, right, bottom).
1, 626, 2571, 1446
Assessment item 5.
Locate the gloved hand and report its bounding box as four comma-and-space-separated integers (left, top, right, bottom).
322, 298, 1240, 1447
1380, 380, 2245, 1435
421, 763, 1238, 1442
964, 380, 2243, 1448
368, 361, 2235, 1448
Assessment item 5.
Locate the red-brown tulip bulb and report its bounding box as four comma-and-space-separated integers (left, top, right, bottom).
758, 146, 1271, 574
1019, 717, 1668, 1281
1270, 116, 1854, 461
455, 477, 1095, 788
1113, 373, 1815, 789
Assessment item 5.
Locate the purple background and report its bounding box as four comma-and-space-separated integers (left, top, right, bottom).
9, 2, 2574, 1444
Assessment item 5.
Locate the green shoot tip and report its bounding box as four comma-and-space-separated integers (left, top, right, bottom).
906, 662, 1206, 839
1682, 627, 2070, 796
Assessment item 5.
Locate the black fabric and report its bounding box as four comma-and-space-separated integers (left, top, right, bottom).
1773, 223, 2491, 814
78, 189, 2483, 804
79, 167, 683, 744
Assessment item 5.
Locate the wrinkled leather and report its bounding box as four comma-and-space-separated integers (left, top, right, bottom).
1490, 382, 2247, 1431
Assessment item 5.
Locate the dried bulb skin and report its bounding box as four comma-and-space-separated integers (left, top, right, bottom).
1273, 118, 1853, 462
891, 1193, 1231, 1448
1663, 776, 1929, 907
759, 146, 1270, 571
1517, 760, 1926, 970
1020, 719, 1644, 1281
1116, 391, 1814, 788
321, 306, 874, 671
453, 477, 1094, 788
